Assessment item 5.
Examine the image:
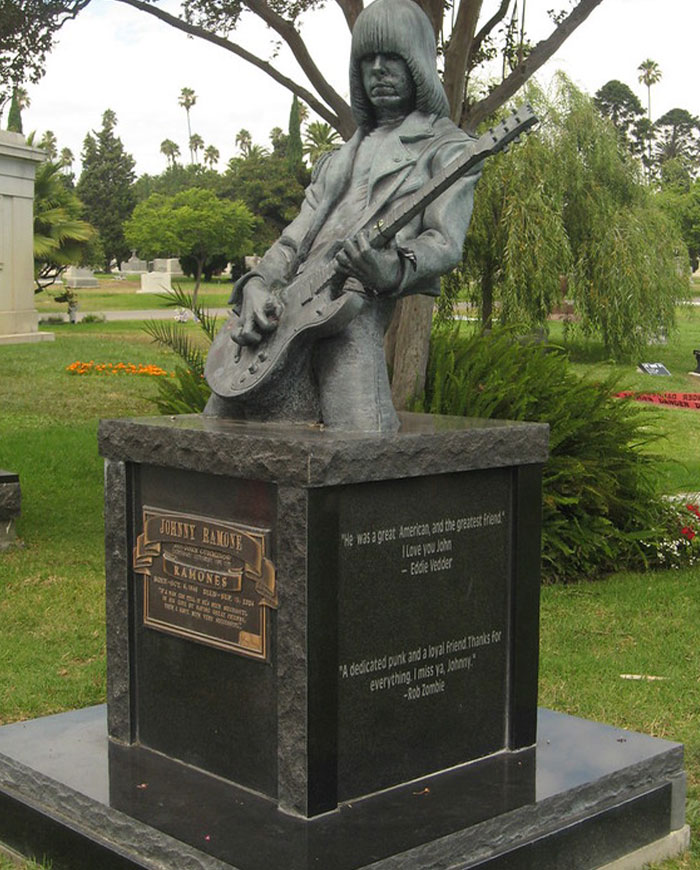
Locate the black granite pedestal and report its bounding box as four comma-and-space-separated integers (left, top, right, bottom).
97, 412, 548, 818
0, 706, 688, 870
0, 413, 689, 869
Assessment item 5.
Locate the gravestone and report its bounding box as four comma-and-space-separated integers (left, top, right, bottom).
152, 257, 183, 275
137, 271, 172, 294
121, 253, 148, 274
0, 131, 54, 345
638, 362, 672, 376
691, 349, 700, 376
0, 470, 21, 550
64, 266, 99, 288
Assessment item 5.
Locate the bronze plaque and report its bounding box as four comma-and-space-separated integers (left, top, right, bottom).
133, 506, 277, 661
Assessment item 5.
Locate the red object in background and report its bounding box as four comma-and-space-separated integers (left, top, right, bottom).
615, 391, 700, 410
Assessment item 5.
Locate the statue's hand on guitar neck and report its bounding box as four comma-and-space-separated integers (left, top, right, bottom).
334, 230, 402, 296
233, 277, 283, 347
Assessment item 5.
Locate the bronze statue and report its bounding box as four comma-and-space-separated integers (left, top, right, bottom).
205, 0, 480, 432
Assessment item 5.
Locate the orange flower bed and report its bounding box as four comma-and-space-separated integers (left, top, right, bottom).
66, 360, 174, 377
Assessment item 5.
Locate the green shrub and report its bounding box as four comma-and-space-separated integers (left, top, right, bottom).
419, 327, 666, 582
142, 284, 215, 414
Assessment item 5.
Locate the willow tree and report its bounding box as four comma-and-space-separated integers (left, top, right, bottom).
456, 76, 688, 359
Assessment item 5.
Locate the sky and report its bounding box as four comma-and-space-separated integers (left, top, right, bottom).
16, 0, 700, 177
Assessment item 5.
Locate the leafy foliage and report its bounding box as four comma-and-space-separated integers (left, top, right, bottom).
593, 80, 644, 154
654, 108, 700, 179
656, 178, 700, 269
124, 188, 254, 302
303, 120, 340, 165
32, 156, 97, 290
75, 110, 136, 269
457, 77, 688, 359
221, 150, 306, 252
287, 95, 304, 178
142, 284, 216, 414
420, 328, 666, 583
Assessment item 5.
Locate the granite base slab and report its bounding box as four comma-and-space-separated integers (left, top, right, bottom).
0, 706, 687, 870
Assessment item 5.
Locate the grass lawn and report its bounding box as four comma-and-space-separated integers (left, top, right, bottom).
0, 314, 698, 868
34, 274, 232, 313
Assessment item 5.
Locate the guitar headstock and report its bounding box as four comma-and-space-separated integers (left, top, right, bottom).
475, 104, 539, 161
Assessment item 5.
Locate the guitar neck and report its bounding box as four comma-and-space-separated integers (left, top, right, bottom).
366, 145, 483, 250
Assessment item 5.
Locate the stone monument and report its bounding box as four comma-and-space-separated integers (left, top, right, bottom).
0, 1, 688, 867
137, 271, 172, 294
152, 257, 184, 275
64, 266, 99, 289
0, 131, 54, 345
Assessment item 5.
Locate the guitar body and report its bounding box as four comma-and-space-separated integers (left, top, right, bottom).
205, 276, 366, 399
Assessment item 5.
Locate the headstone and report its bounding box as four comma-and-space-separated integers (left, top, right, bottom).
0, 470, 21, 550
638, 362, 672, 376
691, 349, 700, 376
0, 131, 54, 345
64, 266, 99, 288
121, 253, 148, 274
244, 255, 262, 270
137, 271, 172, 294
152, 258, 184, 275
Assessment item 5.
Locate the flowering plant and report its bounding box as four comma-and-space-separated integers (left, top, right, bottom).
644, 500, 700, 569
66, 360, 174, 377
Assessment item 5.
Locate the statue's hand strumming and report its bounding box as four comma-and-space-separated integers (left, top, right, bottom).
334, 231, 402, 295
234, 278, 282, 346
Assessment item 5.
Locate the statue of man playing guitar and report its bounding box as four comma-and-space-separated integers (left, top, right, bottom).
204, 0, 480, 432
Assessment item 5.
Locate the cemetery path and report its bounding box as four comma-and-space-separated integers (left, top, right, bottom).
42, 298, 700, 326
43, 308, 232, 323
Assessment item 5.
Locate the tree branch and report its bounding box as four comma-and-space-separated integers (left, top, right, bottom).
462, 0, 605, 131
470, 0, 510, 67
334, 0, 363, 31
414, 0, 445, 39
443, 0, 483, 122
242, 0, 355, 136
112, 0, 354, 137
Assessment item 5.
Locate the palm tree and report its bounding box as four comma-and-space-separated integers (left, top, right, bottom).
59, 147, 74, 174
637, 59, 662, 177
235, 128, 252, 158
32, 158, 97, 291
246, 144, 270, 161
637, 59, 662, 123
203, 145, 219, 168
38, 130, 57, 160
189, 133, 204, 163
303, 121, 340, 165
178, 87, 197, 162
160, 138, 180, 167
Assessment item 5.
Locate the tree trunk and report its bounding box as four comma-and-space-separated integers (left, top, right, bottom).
481, 263, 494, 329
389, 294, 435, 411
193, 261, 203, 308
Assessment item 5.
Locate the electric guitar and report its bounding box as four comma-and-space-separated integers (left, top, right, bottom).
205, 104, 538, 400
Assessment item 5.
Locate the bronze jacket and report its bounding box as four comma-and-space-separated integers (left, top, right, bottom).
231, 110, 479, 306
